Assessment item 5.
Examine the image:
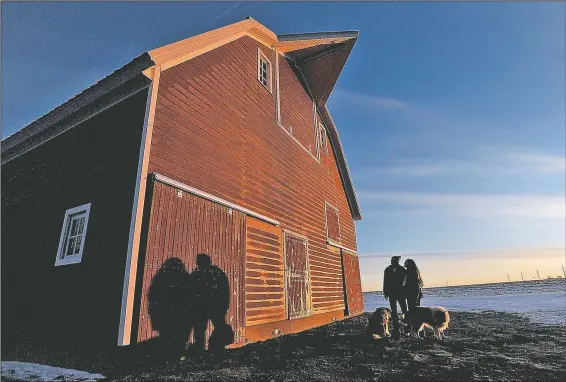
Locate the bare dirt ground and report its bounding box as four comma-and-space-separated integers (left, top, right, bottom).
3, 311, 565, 381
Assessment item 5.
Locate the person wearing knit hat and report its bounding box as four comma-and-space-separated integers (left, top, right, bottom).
383, 255, 407, 338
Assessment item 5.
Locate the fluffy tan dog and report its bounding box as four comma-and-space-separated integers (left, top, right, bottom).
401, 306, 450, 339
366, 307, 392, 339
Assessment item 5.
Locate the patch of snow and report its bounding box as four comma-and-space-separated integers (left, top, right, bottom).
364, 279, 566, 325
1, 361, 105, 381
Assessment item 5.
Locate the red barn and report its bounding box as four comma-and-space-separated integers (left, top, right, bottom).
1, 18, 363, 348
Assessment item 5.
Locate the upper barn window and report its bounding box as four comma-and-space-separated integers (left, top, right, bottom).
325, 202, 341, 244
318, 123, 328, 154
55, 203, 91, 266
257, 49, 272, 93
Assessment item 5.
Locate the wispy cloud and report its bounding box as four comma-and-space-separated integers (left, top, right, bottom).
372, 161, 471, 177
339, 91, 410, 110
332, 89, 411, 111
213, 1, 243, 24
332, 90, 565, 177
370, 147, 565, 177
503, 148, 566, 173
330, 89, 536, 150
357, 190, 565, 219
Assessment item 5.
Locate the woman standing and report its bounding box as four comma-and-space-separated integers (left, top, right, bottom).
403, 259, 424, 310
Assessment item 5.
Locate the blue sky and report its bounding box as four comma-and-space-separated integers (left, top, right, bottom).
3, 2, 565, 289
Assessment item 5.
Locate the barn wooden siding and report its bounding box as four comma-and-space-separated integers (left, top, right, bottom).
342, 250, 364, 316
245, 218, 286, 326
1, 90, 148, 346
135, 180, 246, 345
147, 35, 358, 328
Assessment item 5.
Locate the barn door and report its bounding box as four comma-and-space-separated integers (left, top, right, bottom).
341, 249, 364, 316
135, 181, 246, 346
284, 232, 311, 319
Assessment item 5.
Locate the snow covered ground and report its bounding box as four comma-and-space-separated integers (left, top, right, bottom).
364, 279, 566, 325
1, 361, 105, 382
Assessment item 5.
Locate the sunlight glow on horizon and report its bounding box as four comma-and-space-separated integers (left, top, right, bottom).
359, 247, 566, 292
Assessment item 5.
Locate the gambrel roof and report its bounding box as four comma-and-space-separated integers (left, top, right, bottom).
1, 17, 362, 220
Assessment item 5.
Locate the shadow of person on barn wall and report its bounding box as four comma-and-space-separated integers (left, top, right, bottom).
139, 254, 233, 362
147, 257, 192, 357
191, 253, 234, 352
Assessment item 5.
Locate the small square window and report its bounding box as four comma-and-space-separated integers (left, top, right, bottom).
55, 203, 91, 266
257, 50, 272, 93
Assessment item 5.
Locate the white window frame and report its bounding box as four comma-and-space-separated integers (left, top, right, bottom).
275, 49, 281, 123
55, 203, 91, 266
318, 123, 328, 155
257, 48, 273, 93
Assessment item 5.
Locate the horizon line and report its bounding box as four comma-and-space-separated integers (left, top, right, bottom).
358, 245, 566, 259
362, 276, 565, 293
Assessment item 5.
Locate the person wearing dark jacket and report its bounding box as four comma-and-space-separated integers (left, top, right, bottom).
383, 255, 407, 337
403, 259, 424, 310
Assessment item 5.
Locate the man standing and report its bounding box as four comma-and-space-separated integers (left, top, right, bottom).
383, 255, 407, 338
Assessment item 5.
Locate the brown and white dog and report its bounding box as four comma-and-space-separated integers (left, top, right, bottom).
401, 306, 450, 340
366, 307, 392, 340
